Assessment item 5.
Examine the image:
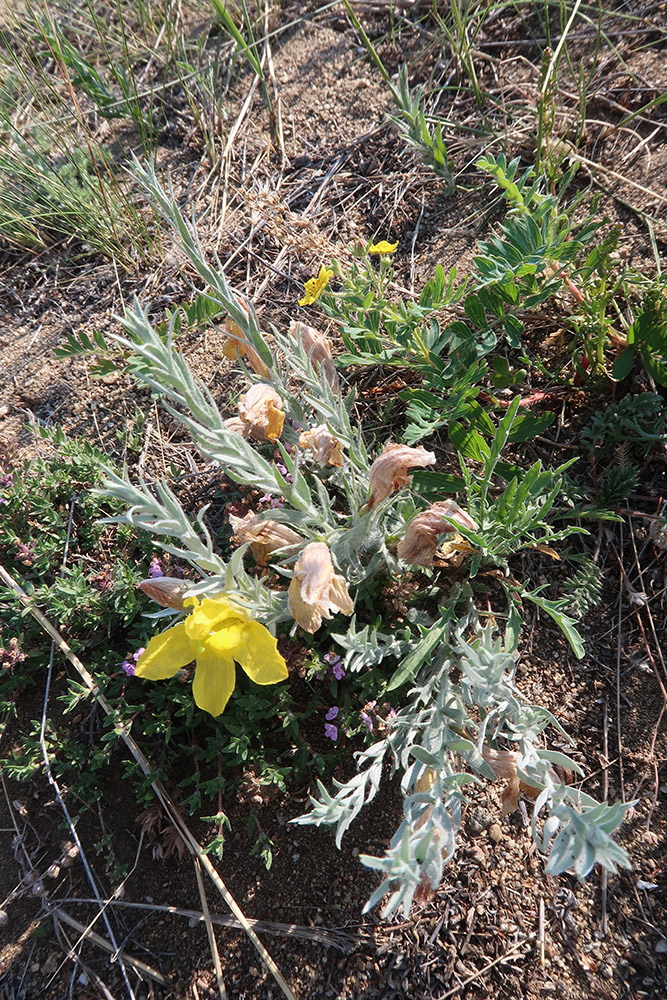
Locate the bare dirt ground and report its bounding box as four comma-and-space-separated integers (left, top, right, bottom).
0, 2, 666, 999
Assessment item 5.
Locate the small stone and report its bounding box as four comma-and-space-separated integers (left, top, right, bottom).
468, 807, 493, 835
656, 939, 667, 954
0, 910, 8, 927
489, 823, 503, 843
249, 966, 260, 977
601, 965, 614, 979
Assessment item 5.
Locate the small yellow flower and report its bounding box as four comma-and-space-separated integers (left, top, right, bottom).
368, 240, 398, 254
134, 594, 288, 717
298, 266, 333, 306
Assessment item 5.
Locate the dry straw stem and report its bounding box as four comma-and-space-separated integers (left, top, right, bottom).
56, 898, 361, 951
193, 855, 227, 1000
51, 907, 167, 985
0, 561, 297, 1000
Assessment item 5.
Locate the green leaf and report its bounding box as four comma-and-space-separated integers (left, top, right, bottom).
507, 411, 555, 442
449, 421, 490, 462
523, 590, 585, 659
464, 294, 487, 329
612, 348, 635, 381
387, 615, 450, 691
642, 350, 667, 388
502, 314, 523, 348
411, 470, 466, 496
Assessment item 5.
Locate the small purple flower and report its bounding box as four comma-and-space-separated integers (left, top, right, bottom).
122, 646, 145, 677
360, 711, 374, 732
0, 473, 13, 488
148, 557, 163, 578
325, 706, 339, 721
270, 498, 285, 509
324, 723, 338, 741
324, 651, 345, 679
276, 463, 293, 484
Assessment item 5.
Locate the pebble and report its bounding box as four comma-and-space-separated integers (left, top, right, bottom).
0, 910, 8, 927
468, 807, 493, 835
489, 823, 503, 843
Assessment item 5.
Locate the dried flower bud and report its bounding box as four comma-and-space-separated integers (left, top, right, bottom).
287, 542, 353, 634
397, 500, 478, 566
237, 384, 285, 442
229, 511, 303, 566
289, 320, 339, 393
140, 577, 189, 611
221, 299, 271, 379
298, 425, 344, 467
368, 442, 436, 509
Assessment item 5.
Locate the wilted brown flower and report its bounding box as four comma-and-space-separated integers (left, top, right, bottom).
368, 442, 436, 509
482, 745, 551, 816
289, 320, 339, 392
229, 511, 303, 566
140, 577, 189, 611
397, 500, 478, 566
298, 425, 344, 467
224, 416, 246, 435
237, 384, 285, 442
287, 542, 353, 634
220, 299, 271, 379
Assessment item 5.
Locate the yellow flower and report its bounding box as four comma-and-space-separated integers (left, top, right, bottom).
368, 240, 398, 254
298, 266, 333, 306
134, 594, 288, 717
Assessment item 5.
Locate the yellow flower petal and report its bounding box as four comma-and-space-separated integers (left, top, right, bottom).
192, 646, 237, 717
298, 266, 333, 306
368, 240, 398, 254
134, 623, 194, 680
233, 621, 288, 685
184, 596, 247, 642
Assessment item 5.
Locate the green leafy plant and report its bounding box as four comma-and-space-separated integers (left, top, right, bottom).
612, 282, 667, 387
581, 392, 667, 459
81, 166, 632, 914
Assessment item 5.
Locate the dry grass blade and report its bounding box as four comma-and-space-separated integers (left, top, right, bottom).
193, 856, 227, 1000
0, 561, 298, 1000
55, 898, 363, 951
51, 907, 167, 986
